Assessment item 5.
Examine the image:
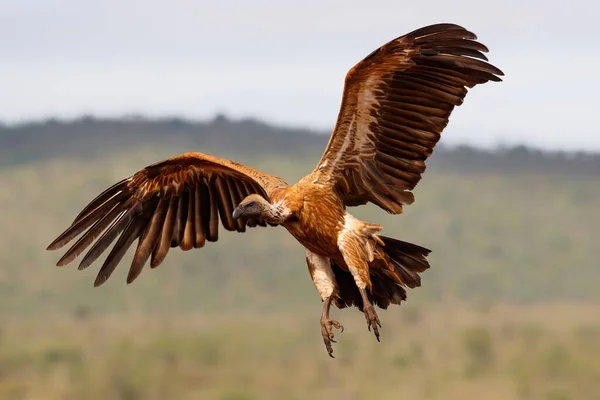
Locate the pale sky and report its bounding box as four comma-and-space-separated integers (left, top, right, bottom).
1, 0, 598, 150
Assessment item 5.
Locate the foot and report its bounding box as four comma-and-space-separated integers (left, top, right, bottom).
363, 305, 381, 341
320, 317, 344, 357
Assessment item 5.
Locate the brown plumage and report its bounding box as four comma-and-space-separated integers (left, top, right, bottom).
47, 23, 503, 357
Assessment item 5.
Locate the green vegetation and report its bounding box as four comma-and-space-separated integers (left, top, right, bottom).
0, 116, 599, 398
0, 306, 598, 399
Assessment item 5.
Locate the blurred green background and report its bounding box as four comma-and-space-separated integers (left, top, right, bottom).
0, 115, 599, 399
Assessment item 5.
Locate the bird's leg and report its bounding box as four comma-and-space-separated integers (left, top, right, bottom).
320, 295, 343, 358
337, 221, 383, 342
359, 287, 381, 341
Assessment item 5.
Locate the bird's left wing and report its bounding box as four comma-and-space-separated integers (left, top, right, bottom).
311, 23, 503, 213
47, 152, 287, 286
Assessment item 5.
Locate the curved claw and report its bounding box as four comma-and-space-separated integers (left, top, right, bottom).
321, 318, 344, 357
331, 320, 344, 333
324, 339, 335, 358
364, 306, 382, 342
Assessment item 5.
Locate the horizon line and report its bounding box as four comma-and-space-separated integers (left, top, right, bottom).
2, 112, 598, 157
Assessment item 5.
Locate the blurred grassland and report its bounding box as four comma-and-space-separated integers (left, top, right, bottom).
0, 304, 599, 399
1, 140, 599, 399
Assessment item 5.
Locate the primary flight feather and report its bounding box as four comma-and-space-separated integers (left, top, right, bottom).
48, 23, 503, 357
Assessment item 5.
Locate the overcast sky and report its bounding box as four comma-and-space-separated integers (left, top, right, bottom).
2, 0, 597, 150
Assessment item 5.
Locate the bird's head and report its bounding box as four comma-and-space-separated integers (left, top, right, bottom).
232, 194, 271, 221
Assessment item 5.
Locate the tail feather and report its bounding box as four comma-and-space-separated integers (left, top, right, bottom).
379, 235, 431, 288
331, 235, 431, 311
331, 262, 405, 311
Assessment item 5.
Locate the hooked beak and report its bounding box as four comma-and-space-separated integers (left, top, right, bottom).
232, 207, 243, 221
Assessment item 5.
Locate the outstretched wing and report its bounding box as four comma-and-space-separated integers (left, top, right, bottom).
312, 23, 503, 213
47, 152, 288, 286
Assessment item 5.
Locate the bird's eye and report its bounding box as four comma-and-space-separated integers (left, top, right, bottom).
246, 202, 255, 208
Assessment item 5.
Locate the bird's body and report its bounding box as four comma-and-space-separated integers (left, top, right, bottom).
278, 178, 345, 258
47, 23, 503, 356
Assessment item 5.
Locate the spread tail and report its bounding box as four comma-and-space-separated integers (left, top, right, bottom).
378, 235, 431, 289
332, 236, 431, 310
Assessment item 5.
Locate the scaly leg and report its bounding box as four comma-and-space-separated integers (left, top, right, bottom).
359, 287, 381, 341
305, 249, 344, 357
337, 213, 384, 342
320, 295, 344, 357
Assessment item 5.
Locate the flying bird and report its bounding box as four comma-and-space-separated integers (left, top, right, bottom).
47, 23, 503, 357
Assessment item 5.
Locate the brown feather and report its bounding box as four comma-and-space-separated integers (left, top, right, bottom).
172, 191, 188, 247
95, 212, 148, 287
180, 186, 196, 251
71, 179, 130, 225
406, 23, 468, 40
127, 194, 167, 283
48, 191, 127, 252
79, 202, 142, 270
428, 39, 489, 53
415, 29, 478, 43
214, 175, 235, 231
48, 151, 286, 284
151, 193, 178, 268
312, 23, 502, 214
56, 202, 127, 266
206, 179, 220, 241
193, 182, 207, 248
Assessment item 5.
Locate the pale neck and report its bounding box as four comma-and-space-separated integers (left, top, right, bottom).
264, 200, 292, 225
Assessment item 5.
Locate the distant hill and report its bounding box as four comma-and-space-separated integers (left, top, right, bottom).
0, 115, 326, 167
2, 115, 600, 176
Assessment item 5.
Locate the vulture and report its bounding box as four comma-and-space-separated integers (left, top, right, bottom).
47, 23, 503, 357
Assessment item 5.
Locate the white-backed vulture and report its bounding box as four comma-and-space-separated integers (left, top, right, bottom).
48, 23, 503, 357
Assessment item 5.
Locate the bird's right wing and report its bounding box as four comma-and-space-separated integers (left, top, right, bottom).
311, 23, 503, 213
47, 152, 288, 286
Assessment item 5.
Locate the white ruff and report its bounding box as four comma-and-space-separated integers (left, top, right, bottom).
269, 198, 293, 223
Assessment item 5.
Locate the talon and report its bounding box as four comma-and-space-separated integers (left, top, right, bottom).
324, 339, 334, 358
320, 317, 344, 357
364, 306, 382, 341
332, 321, 343, 331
